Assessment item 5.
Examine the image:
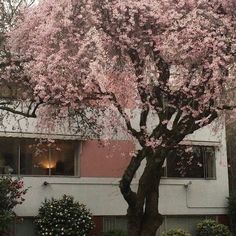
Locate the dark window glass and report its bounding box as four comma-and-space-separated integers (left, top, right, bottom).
0, 137, 77, 176
20, 139, 49, 175
14, 217, 36, 236
204, 147, 216, 178
166, 146, 215, 178
51, 141, 75, 176
0, 138, 18, 174
20, 139, 76, 176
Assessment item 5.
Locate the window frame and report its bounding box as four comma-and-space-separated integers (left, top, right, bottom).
0, 137, 79, 177
162, 144, 217, 180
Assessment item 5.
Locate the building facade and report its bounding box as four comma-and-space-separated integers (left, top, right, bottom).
0, 114, 229, 236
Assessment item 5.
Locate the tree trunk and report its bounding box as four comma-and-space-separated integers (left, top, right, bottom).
127, 200, 163, 236
120, 149, 165, 236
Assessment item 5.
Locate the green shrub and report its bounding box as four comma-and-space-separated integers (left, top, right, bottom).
101, 229, 128, 236
162, 229, 191, 236
35, 195, 94, 236
196, 219, 231, 236
228, 191, 236, 234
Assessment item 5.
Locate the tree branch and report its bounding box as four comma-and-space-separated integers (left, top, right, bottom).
0, 100, 42, 118
139, 103, 149, 135
0, 105, 36, 117
108, 92, 142, 142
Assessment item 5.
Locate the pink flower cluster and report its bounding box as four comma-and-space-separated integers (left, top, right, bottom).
2, 0, 236, 144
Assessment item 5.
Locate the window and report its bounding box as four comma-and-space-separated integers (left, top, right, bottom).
163, 146, 216, 179
12, 217, 36, 236
0, 137, 78, 176
103, 216, 127, 233
0, 138, 18, 174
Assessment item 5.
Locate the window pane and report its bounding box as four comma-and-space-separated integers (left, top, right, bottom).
0, 137, 18, 174
0, 138, 77, 176
14, 218, 36, 236
50, 141, 75, 176
20, 139, 49, 175
186, 146, 204, 178
166, 146, 215, 178
166, 146, 205, 178
204, 147, 215, 178
103, 216, 128, 233
166, 151, 183, 177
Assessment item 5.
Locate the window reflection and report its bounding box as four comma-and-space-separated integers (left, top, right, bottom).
51, 141, 75, 176
165, 146, 215, 179
0, 138, 18, 174
20, 139, 49, 175
0, 137, 77, 176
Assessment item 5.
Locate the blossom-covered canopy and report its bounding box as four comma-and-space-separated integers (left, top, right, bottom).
1, 0, 236, 144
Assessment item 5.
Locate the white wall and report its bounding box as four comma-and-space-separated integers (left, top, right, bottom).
14, 121, 228, 217
0, 112, 229, 217
14, 171, 228, 217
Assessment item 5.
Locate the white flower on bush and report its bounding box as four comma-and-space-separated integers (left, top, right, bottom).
35, 195, 94, 236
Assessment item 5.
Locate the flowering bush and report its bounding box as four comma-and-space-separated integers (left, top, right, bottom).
0, 175, 28, 235
35, 195, 94, 236
162, 229, 191, 236
196, 219, 231, 236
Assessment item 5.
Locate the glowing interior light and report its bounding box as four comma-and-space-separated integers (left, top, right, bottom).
41, 161, 56, 169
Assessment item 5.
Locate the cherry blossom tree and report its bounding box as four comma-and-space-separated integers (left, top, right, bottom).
0, 0, 37, 118
2, 0, 236, 235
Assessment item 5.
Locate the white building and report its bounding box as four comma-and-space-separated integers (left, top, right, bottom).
0, 114, 229, 236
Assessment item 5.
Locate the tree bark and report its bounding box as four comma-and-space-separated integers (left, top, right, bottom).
120, 149, 165, 236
